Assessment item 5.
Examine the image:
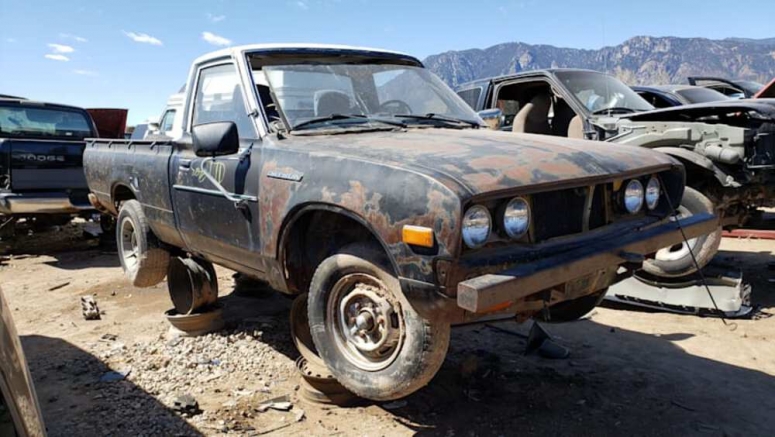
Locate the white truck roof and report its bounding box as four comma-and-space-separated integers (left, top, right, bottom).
192, 43, 417, 66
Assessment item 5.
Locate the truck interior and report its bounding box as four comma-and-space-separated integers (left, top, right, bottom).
495, 80, 583, 138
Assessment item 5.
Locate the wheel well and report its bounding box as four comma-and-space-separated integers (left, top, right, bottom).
112, 184, 136, 209
673, 158, 723, 200
281, 209, 389, 294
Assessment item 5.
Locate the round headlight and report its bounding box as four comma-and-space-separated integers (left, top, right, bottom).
645, 177, 660, 210
503, 197, 530, 239
623, 179, 644, 214
462, 205, 491, 248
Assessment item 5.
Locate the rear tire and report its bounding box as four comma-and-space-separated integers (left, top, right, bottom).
116, 200, 169, 287
642, 187, 722, 278
307, 243, 450, 401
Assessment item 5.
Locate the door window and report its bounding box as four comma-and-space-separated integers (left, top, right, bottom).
159, 109, 176, 132
192, 64, 256, 138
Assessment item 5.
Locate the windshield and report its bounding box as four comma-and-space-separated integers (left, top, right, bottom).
257, 63, 481, 131
554, 71, 654, 114
675, 87, 731, 104
0, 104, 92, 139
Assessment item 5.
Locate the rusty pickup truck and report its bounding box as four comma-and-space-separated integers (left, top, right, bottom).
83, 44, 716, 401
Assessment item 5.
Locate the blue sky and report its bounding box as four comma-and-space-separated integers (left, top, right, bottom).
1, 0, 772, 125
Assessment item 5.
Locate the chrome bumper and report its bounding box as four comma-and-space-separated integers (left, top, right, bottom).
0, 192, 93, 215
457, 213, 718, 313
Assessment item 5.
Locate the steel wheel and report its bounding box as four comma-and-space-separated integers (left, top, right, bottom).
326, 273, 405, 372
119, 217, 139, 271
655, 205, 699, 262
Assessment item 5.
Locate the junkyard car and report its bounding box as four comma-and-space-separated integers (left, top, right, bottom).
144, 92, 184, 139
0, 97, 124, 239
687, 76, 764, 99
83, 45, 715, 400
632, 85, 730, 108
457, 69, 775, 278
0, 287, 47, 436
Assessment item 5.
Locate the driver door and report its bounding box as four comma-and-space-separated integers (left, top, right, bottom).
171, 62, 264, 272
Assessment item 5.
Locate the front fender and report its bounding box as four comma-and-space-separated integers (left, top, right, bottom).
258, 146, 463, 285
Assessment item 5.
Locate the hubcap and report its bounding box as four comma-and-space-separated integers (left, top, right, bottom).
327, 273, 404, 371
119, 217, 139, 270
655, 205, 700, 262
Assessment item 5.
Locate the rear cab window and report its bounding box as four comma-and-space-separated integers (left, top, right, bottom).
0, 103, 93, 140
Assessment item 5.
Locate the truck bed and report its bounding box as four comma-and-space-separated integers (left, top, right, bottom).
84, 138, 182, 245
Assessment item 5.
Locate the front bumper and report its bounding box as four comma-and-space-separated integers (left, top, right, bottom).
456, 212, 718, 313
0, 192, 93, 215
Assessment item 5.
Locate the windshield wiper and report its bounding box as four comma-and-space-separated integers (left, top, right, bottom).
394, 113, 481, 128
591, 107, 638, 115
292, 113, 405, 131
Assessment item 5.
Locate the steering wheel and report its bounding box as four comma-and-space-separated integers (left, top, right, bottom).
378, 99, 412, 115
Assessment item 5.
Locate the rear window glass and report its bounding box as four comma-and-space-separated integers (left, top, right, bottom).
0, 105, 92, 139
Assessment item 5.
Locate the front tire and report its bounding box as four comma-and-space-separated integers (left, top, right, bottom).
117, 200, 170, 287
307, 244, 450, 401
642, 187, 722, 278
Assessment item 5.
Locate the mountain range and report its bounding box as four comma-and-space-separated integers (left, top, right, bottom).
424, 36, 775, 87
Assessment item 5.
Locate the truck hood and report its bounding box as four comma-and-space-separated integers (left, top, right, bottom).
288, 128, 678, 196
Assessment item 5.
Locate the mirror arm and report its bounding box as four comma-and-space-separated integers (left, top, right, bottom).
238, 142, 254, 164
197, 157, 248, 210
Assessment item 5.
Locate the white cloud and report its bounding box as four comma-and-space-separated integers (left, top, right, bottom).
73, 69, 98, 76
207, 13, 226, 22
123, 31, 163, 46
296, 1, 309, 10
60, 33, 88, 43
45, 54, 70, 62
202, 31, 232, 47
48, 43, 75, 53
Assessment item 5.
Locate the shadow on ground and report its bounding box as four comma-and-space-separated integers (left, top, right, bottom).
382, 318, 775, 436
22, 335, 202, 437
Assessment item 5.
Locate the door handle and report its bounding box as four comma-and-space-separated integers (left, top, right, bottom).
179, 159, 191, 170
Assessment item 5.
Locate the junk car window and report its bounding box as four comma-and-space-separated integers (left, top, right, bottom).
160, 109, 176, 132
456, 87, 482, 110
0, 105, 92, 139
192, 64, 256, 138
555, 71, 654, 114
675, 87, 731, 104
260, 63, 480, 131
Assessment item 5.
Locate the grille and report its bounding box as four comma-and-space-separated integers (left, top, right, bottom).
531, 185, 607, 242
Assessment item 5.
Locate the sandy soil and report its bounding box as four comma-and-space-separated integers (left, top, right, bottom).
1, 223, 773, 436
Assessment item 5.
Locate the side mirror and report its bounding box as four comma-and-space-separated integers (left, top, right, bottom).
147, 121, 160, 131
477, 108, 502, 130
192, 122, 239, 157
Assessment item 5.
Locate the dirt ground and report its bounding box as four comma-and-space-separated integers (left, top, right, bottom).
1, 221, 774, 436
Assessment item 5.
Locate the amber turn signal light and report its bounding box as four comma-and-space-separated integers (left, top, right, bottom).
402, 225, 434, 248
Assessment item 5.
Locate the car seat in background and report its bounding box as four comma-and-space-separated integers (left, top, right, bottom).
314, 90, 354, 117
511, 94, 551, 135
